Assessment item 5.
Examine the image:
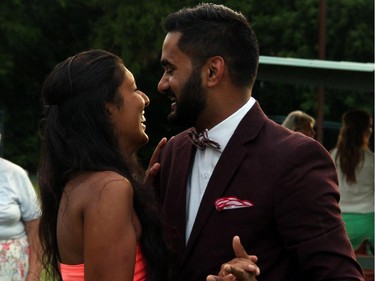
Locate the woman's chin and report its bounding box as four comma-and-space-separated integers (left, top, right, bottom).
140, 133, 149, 146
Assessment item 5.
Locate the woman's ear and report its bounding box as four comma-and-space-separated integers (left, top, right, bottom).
105, 102, 115, 119
204, 56, 225, 87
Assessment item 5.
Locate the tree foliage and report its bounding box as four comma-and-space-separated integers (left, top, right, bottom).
0, 0, 373, 171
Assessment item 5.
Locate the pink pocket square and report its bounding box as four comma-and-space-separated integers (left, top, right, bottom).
215, 196, 254, 211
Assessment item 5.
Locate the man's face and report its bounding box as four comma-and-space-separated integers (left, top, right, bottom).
158, 32, 206, 127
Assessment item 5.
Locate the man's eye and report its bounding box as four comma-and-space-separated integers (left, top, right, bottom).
166, 68, 174, 74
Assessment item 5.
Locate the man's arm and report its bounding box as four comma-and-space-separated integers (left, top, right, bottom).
276, 140, 364, 280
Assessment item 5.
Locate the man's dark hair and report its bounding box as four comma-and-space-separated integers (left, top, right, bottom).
164, 3, 259, 88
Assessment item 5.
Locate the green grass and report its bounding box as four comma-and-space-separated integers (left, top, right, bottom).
30, 174, 39, 192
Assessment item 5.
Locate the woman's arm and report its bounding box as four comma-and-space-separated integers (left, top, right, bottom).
83, 177, 137, 281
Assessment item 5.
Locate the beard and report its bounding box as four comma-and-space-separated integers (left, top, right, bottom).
168, 67, 206, 128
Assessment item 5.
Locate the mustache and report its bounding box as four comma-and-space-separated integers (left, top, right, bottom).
166, 89, 175, 99
165, 90, 177, 103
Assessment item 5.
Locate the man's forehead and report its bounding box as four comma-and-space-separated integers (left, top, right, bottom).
162, 32, 182, 52
161, 32, 186, 62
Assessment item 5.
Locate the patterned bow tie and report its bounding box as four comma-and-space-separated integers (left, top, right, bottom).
188, 128, 221, 151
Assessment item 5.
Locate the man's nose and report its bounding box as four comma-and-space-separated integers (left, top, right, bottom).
158, 74, 168, 94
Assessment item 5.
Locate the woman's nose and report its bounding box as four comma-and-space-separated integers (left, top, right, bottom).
141, 92, 150, 107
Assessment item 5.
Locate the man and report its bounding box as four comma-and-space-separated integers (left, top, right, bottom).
156, 3, 364, 281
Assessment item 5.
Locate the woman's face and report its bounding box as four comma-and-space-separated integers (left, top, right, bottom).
106, 67, 150, 156
364, 119, 373, 146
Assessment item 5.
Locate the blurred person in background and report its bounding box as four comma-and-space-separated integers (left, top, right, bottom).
281, 110, 316, 138
331, 109, 374, 255
0, 157, 41, 281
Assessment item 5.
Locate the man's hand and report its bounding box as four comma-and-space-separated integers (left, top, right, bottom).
206, 236, 260, 281
144, 137, 167, 185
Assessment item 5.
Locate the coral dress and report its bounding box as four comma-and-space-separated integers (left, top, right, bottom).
60, 244, 146, 281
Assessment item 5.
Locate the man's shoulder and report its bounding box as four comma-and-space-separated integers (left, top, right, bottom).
256, 117, 313, 145
248, 118, 329, 161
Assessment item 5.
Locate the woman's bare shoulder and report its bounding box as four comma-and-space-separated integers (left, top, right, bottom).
64, 171, 133, 209
68, 171, 130, 189
57, 171, 135, 264
88, 170, 130, 184
85, 171, 132, 197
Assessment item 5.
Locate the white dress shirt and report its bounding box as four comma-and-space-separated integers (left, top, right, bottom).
186, 97, 256, 242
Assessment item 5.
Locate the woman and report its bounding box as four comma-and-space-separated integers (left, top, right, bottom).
0, 157, 41, 281
331, 109, 374, 254
281, 110, 316, 138
38, 50, 168, 281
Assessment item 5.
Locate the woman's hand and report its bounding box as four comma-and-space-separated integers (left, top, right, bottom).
144, 137, 167, 186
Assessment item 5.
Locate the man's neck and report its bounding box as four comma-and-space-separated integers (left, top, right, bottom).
195, 94, 252, 131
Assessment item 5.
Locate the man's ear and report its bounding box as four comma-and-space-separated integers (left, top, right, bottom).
204, 56, 225, 87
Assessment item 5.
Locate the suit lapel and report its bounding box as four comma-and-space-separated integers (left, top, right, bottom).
183, 102, 266, 260
163, 132, 196, 256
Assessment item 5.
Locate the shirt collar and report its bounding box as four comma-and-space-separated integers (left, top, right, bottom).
208, 97, 256, 152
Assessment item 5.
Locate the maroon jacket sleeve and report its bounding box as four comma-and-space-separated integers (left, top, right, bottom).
274, 138, 363, 280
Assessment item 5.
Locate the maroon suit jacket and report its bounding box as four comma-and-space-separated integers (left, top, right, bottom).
157, 102, 363, 281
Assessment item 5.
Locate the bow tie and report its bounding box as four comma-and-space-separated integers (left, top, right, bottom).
188, 128, 221, 151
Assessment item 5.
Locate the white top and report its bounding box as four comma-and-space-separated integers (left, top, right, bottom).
186, 97, 256, 242
330, 148, 374, 213
0, 158, 41, 240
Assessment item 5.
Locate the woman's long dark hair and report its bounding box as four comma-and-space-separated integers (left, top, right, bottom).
38, 49, 167, 281
334, 109, 372, 184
